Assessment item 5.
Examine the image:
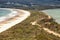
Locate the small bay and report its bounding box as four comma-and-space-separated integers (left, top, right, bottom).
42, 9, 60, 24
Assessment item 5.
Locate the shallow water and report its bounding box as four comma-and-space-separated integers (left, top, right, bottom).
42, 9, 60, 24
0, 9, 11, 17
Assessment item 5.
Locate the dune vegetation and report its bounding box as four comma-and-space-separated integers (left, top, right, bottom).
0, 10, 60, 40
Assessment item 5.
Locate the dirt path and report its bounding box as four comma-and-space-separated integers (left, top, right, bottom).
43, 28, 60, 37
31, 21, 60, 37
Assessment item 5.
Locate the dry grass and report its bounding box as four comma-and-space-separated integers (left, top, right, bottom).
0, 10, 60, 40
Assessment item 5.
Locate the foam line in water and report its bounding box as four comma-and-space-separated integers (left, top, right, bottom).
0, 9, 30, 33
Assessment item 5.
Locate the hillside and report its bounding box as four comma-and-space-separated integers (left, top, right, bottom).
0, 10, 60, 40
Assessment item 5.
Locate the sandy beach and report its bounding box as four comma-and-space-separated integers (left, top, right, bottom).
0, 9, 30, 33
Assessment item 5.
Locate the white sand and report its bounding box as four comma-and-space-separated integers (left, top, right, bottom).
0, 9, 30, 33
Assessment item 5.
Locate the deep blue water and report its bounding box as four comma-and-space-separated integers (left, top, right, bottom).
0, 0, 60, 6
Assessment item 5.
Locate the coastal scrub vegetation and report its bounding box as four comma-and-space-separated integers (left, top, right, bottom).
0, 10, 60, 40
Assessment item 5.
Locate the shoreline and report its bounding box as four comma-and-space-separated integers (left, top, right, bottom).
41, 9, 60, 24
0, 9, 30, 33
0, 8, 15, 22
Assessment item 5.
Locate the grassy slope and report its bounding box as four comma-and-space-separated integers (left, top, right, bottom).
0, 10, 60, 40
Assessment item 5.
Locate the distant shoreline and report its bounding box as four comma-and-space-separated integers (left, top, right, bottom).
41, 9, 60, 24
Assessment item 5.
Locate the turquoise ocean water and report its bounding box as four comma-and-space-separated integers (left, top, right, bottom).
0, 9, 11, 17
